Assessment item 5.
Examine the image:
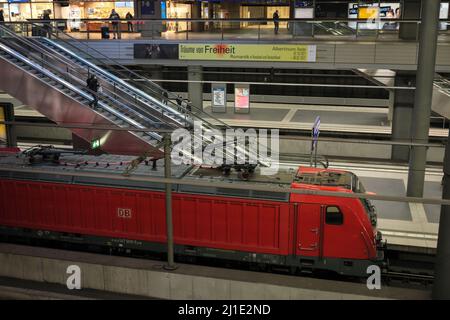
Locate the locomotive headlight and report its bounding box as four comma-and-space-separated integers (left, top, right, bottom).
370, 207, 378, 227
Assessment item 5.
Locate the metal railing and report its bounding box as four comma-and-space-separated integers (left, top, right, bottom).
9, 18, 450, 42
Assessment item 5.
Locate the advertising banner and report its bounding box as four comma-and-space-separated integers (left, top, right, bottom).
134, 44, 179, 59
179, 44, 317, 63
234, 85, 250, 114
212, 83, 227, 113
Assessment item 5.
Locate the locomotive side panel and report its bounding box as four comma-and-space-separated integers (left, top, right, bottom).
0, 179, 292, 256
172, 194, 291, 255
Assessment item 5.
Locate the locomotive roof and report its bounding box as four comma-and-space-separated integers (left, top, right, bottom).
0, 151, 295, 202
0, 153, 192, 179
294, 167, 363, 193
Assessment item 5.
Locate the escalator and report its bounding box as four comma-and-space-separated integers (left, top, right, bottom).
0, 23, 273, 172
433, 75, 450, 121
0, 24, 176, 157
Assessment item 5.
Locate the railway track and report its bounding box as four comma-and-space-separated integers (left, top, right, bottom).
383, 271, 434, 287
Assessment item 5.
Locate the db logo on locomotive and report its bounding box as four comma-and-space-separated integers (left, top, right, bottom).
117, 208, 132, 219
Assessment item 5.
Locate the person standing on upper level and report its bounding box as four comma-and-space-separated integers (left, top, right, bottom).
109, 9, 121, 39
43, 9, 52, 38
273, 10, 280, 35
126, 12, 134, 33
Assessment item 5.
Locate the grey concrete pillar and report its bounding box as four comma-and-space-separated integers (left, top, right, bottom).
391, 71, 415, 162
434, 129, 450, 299
289, 0, 295, 19
399, 0, 421, 40
221, 1, 241, 29
188, 65, 203, 112
163, 134, 176, 271
137, 0, 163, 39
191, 1, 204, 33
407, 0, 440, 197
207, 1, 214, 31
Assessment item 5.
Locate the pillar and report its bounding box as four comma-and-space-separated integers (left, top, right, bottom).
220, 1, 241, 30
391, 71, 415, 162
137, 0, 163, 39
399, 0, 421, 40
191, 1, 204, 33
207, 1, 215, 31
407, 0, 440, 197
188, 66, 203, 112
434, 130, 450, 299
289, 0, 295, 19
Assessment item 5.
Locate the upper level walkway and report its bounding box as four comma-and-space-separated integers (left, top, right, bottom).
12, 18, 449, 71
23, 18, 450, 43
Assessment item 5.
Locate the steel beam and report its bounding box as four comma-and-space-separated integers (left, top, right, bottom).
407, 0, 441, 197
434, 129, 450, 299
163, 134, 177, 270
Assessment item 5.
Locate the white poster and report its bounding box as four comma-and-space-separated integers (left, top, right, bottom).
295, 8, 314, 19
213, 87, 226, 107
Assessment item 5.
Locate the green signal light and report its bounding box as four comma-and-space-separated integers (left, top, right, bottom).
91, 139, 101, 149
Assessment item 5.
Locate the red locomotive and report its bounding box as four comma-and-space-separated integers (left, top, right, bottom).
0, 148, 385, 277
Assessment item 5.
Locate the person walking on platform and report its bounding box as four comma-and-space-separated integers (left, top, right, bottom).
273, 10, 280, 35
43, 9, 52, 38
162, 90, 169, 105
109, 9, 121, 39
126, 12, 134, 33
176, 95, 183, 112
86, 75, 100, 108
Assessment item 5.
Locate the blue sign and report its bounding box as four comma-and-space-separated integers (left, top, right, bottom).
312, 116, 321, 138
141, 0, 155, 16
312, 116, 321, 148
161, 1, 167, 19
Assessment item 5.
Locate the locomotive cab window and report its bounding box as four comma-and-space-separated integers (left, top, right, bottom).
326, 206, 344, 225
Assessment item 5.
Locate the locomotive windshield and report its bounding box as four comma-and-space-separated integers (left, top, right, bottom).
353, 175, 378, 227
294, 169, 378, 227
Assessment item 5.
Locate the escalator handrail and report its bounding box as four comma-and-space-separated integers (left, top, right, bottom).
38, 37, 190, 128
31, 25, 272, 167
26, 22, 233, 130
6, 23, 273, 167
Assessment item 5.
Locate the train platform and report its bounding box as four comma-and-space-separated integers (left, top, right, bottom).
202, 102, 448, 138
0, 243, 430, 300
12, 102, 448, 138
